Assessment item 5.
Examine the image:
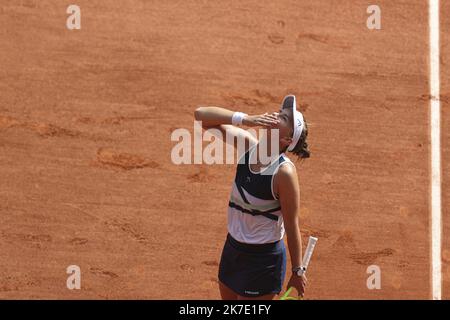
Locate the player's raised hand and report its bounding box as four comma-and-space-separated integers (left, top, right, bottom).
242, 112, 280, 127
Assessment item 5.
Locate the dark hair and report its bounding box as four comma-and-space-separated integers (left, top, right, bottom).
290, 117, 310, 159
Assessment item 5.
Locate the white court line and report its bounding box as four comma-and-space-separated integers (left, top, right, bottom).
429, 0, 442, 301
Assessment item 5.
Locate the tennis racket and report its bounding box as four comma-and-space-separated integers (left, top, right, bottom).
280, 236, 318, 300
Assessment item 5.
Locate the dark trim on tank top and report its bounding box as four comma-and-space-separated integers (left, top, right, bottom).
247, 144, 285, 175
228, 201, 280, 221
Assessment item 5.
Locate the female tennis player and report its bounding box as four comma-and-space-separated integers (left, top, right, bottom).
194, 94, 310, 300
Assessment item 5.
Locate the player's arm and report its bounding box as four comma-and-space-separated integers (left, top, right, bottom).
277, 163, 307, 296
194, 106, 279, 149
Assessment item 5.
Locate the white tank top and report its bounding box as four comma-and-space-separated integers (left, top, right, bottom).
227, 145, 295, 244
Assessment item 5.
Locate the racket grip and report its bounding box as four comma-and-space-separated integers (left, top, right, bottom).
280, 287, 298, 300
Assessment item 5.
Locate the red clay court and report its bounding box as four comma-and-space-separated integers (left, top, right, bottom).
0, 0, 448, 299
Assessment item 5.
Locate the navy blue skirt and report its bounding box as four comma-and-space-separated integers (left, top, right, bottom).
218, 233, 286, 297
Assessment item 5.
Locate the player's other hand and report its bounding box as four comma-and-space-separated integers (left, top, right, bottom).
287, 273, 307, 298
242, 112, 280, 127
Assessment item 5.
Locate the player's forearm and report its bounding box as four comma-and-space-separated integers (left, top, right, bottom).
194, 106, 236, 127
285, 223, 303, 269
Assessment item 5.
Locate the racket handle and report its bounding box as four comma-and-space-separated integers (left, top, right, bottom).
280, 287, 298, 300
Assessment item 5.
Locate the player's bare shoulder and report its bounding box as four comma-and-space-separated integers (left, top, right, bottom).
278, 161, 297, 176
273, 161, 298, 200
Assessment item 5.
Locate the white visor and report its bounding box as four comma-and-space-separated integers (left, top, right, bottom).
281, 95, 305, 152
